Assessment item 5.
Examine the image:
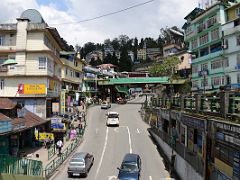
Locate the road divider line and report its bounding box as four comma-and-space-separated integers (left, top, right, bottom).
126, 126, 132, 153
94, 127, 109, 180
149, 176, 153, 180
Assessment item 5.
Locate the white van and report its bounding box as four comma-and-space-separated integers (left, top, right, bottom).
106, 112, 119, 126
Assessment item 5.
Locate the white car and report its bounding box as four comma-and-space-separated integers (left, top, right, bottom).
106, 112, 119, 126
101, 101, 111, 109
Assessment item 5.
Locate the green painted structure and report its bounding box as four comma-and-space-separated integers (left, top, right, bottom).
98, 77, 169, 85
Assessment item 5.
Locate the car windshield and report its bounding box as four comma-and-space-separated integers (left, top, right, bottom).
108, 114, 118, 118
121, 163, 138, 172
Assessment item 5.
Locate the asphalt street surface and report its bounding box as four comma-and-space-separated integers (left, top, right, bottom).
53, 96, 170, 180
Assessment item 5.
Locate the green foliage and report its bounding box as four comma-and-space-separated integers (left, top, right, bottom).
149, 56, 180, 76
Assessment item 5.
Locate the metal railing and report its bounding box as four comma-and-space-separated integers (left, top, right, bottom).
44, 137, 82, 178
0, 154, 43, 176
48, 144, 56, 160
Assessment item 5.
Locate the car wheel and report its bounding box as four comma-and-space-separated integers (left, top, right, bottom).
84, 173, 88, 177
68, 173, 71, 178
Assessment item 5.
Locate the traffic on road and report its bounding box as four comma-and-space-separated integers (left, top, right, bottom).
52, 96, 170, 180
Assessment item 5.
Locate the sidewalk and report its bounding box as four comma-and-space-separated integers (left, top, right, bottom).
28, 104, 87, 169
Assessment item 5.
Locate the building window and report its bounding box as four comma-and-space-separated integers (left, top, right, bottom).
211, 60, 223, 70
47, 59, 54, 73
211, 29, 219, 41
207, 15, 217, 28
211, 76, 221, 86
201, 78, 208, 87
236, 35, 240, 46
201, 63, 208, 71
191, 39, 198, 49
235, 7, 240, 18
39, 57, 47, 69
237, 73, 240, 83
65, 68, 68, 76
0, 36, 5, 46
0, 79, 4, 90
199, 34, 208, 45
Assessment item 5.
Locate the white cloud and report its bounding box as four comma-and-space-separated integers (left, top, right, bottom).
0, 0, 200, 46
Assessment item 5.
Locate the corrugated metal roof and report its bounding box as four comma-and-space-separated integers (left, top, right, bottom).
0, 98, 17, 109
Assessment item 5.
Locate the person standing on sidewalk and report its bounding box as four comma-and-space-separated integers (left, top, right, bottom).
56, 139, 63, 155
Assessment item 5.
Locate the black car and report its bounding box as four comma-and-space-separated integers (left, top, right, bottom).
117, 153, 141, 180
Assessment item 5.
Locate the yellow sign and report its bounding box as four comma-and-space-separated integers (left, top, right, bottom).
24, 84, 46, 95
35, 133, 54, 141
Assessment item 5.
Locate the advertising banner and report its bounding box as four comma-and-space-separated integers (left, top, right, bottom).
60, 91, 66, 114
52, 102, 59, 113
18, 84, 46, 95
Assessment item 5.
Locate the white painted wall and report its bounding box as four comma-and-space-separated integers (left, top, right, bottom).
0, 77, 47, 97
26, 32, 44, 50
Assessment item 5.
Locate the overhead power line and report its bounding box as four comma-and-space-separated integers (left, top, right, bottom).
50, 0, 156, 25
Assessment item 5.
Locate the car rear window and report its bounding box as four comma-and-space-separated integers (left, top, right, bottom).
71, 158, 84, 163
108, 114, 118, 118
121, 163, 138, 171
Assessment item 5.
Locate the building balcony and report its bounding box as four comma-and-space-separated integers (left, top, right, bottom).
192, 51, 223, 64
0, 24, 17, 31
0, 66, 8, 72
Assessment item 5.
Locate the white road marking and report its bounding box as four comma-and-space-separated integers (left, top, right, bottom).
149, 176, 153, 180
95, 128, 99, 134
137, 128, 140, 134
94, 127, 109, 180
126, 126, 132, 153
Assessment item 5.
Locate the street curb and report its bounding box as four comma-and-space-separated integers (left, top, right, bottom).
46, 138, 84, 180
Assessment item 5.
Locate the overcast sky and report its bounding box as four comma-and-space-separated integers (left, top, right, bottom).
0, 0, 204, 47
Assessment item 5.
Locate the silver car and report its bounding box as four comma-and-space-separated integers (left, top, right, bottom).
67, 152, 94, 177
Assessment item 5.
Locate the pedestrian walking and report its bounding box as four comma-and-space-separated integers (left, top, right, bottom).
56, 139, 63, 155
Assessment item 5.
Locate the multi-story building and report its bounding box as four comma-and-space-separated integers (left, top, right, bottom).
60, 51, 85, 114
183, 3, 227, 93
137, 48, 146, 62
0, 9, 67, 118
147, 48, 161, 60
222, 2, 240, 90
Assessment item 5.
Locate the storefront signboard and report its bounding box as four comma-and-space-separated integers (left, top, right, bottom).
60, 90, 66, 115
181, 115, 205, 131
215, 122, 240, 134
224, 134, 240, 146
18, 84, 46, 95
52, 102, 59, 113
51, 118, 61, 124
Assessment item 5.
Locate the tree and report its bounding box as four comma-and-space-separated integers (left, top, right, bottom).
111, 38, 120, 50
149, 56, 180, 77
119, 46, 132, 72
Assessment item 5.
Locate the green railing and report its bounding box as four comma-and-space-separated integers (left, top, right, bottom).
200, 96, 221, 113
184, 96, 196, 110
48, 144, 56, 160
44, 137, 82, 178
0, 154, 43, 176
229, 94, 240, 115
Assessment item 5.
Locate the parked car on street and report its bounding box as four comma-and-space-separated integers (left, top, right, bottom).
67, 152, 94, 177
117, 153, 141, 180
101, 101, 111, 109
106, 111, 119, 126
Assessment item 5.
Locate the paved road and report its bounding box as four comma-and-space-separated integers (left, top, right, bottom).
53, 96, 170, 180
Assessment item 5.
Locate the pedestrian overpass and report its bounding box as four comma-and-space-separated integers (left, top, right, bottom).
98, 76, 170, 85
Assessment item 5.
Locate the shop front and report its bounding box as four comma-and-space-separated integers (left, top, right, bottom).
213, 121, 240, 180
181, 114, 205, 156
